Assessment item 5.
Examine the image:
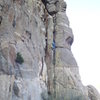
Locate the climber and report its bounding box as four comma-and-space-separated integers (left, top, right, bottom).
52, 40, 56, 50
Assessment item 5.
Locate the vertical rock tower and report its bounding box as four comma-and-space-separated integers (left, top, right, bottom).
43, 0, 88, 99
0, 0, 100, 100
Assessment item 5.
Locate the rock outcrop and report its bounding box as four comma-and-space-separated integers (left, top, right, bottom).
0, 0, 100, 100
87, 85, 100, 100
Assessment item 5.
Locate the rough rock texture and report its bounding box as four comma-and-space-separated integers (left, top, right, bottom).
0, 0, 100, 100
87, 85, 100, 100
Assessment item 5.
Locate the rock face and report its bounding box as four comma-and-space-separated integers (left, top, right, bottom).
87, 85, 100, 100
0, 0, 100, 100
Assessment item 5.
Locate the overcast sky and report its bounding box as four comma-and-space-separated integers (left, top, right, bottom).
65, 0, 100, 92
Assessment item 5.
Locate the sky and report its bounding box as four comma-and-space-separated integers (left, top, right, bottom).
65, 0, 100, 92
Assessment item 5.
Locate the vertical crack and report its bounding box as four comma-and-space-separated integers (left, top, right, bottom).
52, 14, 57, 99
41, 0, 57, 99
0, 16, 2, 25
44, 9, 48, 59
39, 57, 44, 76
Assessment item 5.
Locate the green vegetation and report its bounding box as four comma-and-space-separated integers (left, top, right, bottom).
15, 52, 24, 64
